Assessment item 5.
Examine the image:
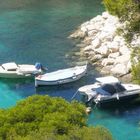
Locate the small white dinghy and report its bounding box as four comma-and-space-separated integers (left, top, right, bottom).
35, 65, 87, 87
0, 62, 43, 78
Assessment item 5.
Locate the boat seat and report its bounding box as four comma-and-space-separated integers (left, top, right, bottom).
2, 62, 18, 71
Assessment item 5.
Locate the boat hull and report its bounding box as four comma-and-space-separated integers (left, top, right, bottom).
93, 93, 140, 107
0, 72, 32, 78
0, 64, 41, 78
35, 71, 86, 87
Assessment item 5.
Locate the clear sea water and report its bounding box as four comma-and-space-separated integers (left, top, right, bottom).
0, 0, 140, 140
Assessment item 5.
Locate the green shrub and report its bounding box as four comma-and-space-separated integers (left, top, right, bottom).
0, 95, 113, 140
103, 0, 140, 41
131, 48, 140, 83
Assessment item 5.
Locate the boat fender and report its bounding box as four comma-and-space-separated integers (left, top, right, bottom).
25, 74, 31, 77
116, 94, 119, 100
17, 72, 24, 76
86, 107, 92, 114
72, 73, 76, 79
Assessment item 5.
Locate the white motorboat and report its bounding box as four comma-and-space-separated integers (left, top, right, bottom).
0, 62, 43, 78
78, 76, 140, 105
35, 64, 87, 87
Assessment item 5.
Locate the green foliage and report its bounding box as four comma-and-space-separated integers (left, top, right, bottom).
0, 95, 113, 140
103, 0, 140, 42
131, 48, 140, 84
103, 0, 140, 80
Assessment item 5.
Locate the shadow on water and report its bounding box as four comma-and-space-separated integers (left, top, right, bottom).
35, 64, 101, 101
88, 98, 140, 126
0, 77, 34, 89
35, 76, 88, 101
0, 77, 35, 97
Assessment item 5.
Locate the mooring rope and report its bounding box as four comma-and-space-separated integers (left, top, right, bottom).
71, 90, 79, 100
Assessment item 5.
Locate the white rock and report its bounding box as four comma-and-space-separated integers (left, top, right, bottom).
108, 41, 120, 53
86, 24, 96, 31
101, 65, 114, 74
70, 11, 140, 75
104, 34, 115, 42
105, 15, 119, 25
94, 45, 109, 56
97, 31, 108, 40
133, 56, 139, 64
102, 23, 116, 33
101, 58, 115, 66
108, 52, 120, 58
91, 38, 101, 48
113, 36, 124, 43
119, 39, 126, 46
88, 30, 98, 37
111, 63, 128, 75
131, 35, 140, 47
81, 21, 90, 27
115, 55, 130, 64
90, 54, 102, 62
93, 15, 103, 22
127, 61, 132, 71
119, 46, 130, 55
81, 26, 88, 32
102, 12, 110, 19
83, 45, 94, 51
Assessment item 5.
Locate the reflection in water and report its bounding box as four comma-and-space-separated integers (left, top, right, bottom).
88, 100, 140, 140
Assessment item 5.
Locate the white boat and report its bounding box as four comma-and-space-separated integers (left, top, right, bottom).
0, 62, 43, 78
78, 76, 140, 105
35, 65, 87, 87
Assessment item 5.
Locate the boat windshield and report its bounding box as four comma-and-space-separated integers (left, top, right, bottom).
114, 83, 126, 92
101, 84, 116, 95
100, 83, 126, 95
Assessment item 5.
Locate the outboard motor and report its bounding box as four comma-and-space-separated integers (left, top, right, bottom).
35, 62, 48, 72
35, 62, 42, 70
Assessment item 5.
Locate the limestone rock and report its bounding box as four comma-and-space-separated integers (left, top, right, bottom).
119, 46, 130, 55
102, 12, 110, 19
94, 45, 109, 56
70, 29, 85, 39
69, 11, 136, 76
108, 52, 120, 58
91, 38, 101, 48
115, 55, 130, 64
101, 65, 113, 74
83, 45, 94, 51
90, 54, 102, 62
108, 41, 120, 53
111, 64, 128, 75
101, 58, 115, 66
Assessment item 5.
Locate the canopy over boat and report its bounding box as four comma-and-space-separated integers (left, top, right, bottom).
96, 76, 119, 84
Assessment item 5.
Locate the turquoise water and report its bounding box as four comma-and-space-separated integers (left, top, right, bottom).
88, 103, 140, 140
0, 0, 103, 107
0, 0, 140, 140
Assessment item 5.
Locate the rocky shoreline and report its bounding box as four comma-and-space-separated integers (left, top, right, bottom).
69, 12, 140, 81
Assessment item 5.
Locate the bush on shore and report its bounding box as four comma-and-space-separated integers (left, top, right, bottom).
0, 95, 113, 140
103, 0, 140, 83
103, 0, 140, 42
